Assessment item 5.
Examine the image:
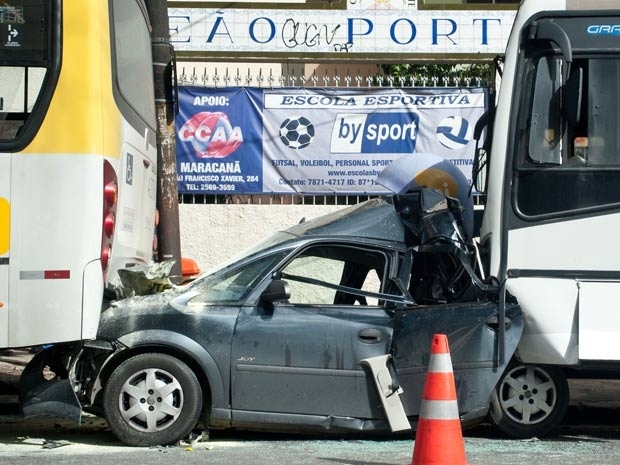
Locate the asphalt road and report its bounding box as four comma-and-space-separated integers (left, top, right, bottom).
0, 379, 619, 465
1, 352, 620, 465
0, 411, 619, 465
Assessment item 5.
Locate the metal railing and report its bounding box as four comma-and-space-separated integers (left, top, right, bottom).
177, 66, 490, 89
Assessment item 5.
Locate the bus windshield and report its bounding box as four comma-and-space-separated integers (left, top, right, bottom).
514, 15, 620, 217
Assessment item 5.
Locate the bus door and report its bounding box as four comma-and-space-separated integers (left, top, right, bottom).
0, 154, 8, 348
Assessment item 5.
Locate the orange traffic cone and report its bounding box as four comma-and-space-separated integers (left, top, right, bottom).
411, 333, 468, 465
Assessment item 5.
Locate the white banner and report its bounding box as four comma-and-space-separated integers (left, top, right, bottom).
261, 87, 487, 194
169, 8, 515, 57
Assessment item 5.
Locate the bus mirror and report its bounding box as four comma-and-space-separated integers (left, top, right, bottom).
473, 110, 490, 141
473, 147, 488, 194
530, 20, 573, 65
472, 111, 491, 194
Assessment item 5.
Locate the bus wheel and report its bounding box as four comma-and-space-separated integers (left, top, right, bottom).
103, 353, 203, 447
489, 362, 569, 439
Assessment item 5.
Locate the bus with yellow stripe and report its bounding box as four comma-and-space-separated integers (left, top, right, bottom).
0, 0, 157, 349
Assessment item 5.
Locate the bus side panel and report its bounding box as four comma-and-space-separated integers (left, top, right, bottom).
106, 137, 157, 289
579, 282, 620, 360
9, 154, 103, 347
506, 213, 620, 364
0, 154, 9, 348
505, 277, 578, 364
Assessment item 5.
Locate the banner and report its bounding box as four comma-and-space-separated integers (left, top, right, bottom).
168, 8, 515, 58
175, 86, 488, 194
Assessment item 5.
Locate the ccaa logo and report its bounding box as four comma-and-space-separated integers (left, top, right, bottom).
436, 116, 472, 150
279, 116, 315, 149
178, 111, 243, 158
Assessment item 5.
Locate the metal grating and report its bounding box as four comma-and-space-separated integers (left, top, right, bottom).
177, 66, 490, 89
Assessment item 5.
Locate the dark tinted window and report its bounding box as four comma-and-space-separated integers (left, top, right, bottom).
111, 0, 155, 131
0, 1, 52, 142
515, 52, 620, 218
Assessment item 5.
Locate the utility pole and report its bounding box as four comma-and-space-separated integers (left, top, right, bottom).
145, 0, 182, 283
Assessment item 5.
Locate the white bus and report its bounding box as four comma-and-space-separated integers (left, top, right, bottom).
0, 0, 157, 349
477, 0, 620, 438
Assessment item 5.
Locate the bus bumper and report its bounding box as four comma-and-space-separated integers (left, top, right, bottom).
18, 346, 82, 424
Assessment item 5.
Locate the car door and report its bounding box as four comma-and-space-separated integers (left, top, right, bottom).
392, 300, 523, 421
356, 188, 525, 421
230, 242, 406, 427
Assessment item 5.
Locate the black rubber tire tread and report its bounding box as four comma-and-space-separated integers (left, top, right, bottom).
102, 352, 203, 447
489, 362, 569, 439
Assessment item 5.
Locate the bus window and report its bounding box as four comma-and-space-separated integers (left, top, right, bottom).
515, 54, 620, 218
527, 56, 562, 166
111, 0, 156, 134
0, 1, 55, 144
0, 66, 46, 139
581, 59, 620, 166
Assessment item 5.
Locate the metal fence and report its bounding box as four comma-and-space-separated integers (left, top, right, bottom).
177, 65, 491, 89
176, 65, 490, 206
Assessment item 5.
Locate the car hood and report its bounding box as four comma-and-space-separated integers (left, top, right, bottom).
97, 287, 191, 339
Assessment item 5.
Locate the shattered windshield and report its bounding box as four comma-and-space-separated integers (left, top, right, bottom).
187, 242, 294, 304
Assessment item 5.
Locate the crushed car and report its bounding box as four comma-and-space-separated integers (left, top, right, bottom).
18, 159, 523, 447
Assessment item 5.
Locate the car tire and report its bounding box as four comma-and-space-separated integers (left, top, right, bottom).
102, 353, 203, 447
489, 362, 569, 439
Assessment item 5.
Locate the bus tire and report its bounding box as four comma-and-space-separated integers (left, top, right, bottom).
103, 353, 203, 447
489, 362, 569, 439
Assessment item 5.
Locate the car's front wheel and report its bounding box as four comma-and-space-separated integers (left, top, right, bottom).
489, 362, 569, 439
102, 353, 203, 447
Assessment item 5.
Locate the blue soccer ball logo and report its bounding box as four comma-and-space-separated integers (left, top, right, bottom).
436, 116, 473, 150
279, 116, 315, 149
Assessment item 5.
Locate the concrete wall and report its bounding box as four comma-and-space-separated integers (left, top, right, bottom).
179, 204, 346, 273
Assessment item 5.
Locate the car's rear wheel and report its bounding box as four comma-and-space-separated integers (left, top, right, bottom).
103, 353, 202, 447
489, 362, 568, 439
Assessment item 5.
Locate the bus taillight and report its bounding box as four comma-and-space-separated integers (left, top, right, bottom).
102, 161, 118, 278
104, 212, 115, 237
101, 245, 112, 271
104, 180, 118, 207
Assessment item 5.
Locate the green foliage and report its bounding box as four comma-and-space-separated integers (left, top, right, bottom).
378, 63, 494, 86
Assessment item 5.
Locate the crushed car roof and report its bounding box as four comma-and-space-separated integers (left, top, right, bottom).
284, 188, 470, 249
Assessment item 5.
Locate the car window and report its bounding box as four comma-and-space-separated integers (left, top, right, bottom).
189, 250, 290, 303
279, 244, 388, 306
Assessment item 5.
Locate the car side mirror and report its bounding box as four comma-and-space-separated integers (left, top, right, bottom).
260, 279, 290, 304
